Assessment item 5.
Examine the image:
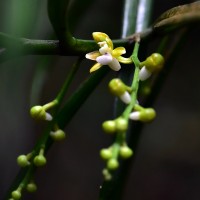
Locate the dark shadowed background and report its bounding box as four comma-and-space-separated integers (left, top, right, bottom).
0, 0, 200, 199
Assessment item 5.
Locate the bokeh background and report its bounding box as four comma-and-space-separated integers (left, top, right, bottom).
0, 0, 200, 199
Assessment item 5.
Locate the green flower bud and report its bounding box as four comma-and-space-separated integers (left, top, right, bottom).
26, 182, 37, 193
140, 53, 164, 72
102, 120, 116, 134
33, 155, 46, 167
30, 106, 52, 121
102, 168, 112, 181
17, 155, 29, 167
100, 148, 113, 160
108, 78, 127, 96
140, 108, 156, 122
107, 158, 119, 170
50, 129, 66, 141
11, 190, 21, 200
115, 117, 128, 132
119, 146, 133, 159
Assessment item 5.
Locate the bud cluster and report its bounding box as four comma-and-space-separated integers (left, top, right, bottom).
10, 180, 37, 200
102, 117, 128, 134
100, 143, 133, 179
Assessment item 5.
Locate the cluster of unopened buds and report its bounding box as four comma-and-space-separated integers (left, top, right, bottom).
17, 148, 47, 168
30, 100, 66, 141
85, 32, 165, 179
10, 100, 67, 199
10, 181, 37, 200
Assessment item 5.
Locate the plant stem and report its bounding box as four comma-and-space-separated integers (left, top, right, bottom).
55, 57, 82, 103
122, 42, 140, 120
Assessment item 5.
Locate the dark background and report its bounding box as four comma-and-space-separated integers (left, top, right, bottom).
0, 0, 200, 199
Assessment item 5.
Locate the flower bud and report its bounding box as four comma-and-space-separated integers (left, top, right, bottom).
30, 106, 52, 121
11, 190, 21, 200
100, 148, 113, 160
119, 91, 131, 104
109, 79, 131, 104
102, 120, 116, 134
129, 111, 140, 121
102, 168, 112, 181
139, 66, 152, 81
130, 108, 156, 122
26, 182, 37, 193
108, 79, 128, 96
50, 129, 66, 141
119, 146, 133, 159
139, 108, 156, 122
17, 155, 30, 167
115, 117, 128, 132
140, 53, 164, 73
33, 155, 46, 167
107, 158, 119, 170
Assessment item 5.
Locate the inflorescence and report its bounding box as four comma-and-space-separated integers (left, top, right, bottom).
10, 100, 66, 200
86, 32, 164, 180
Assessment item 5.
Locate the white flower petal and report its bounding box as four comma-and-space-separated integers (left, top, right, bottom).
45, 112, 53, 121
129, 111, 140, 120
120, 91, 131, 104
108, 58, 121, 71
99, 44, 110, 54
139, 66, 152, 81
96, 53, 112, 65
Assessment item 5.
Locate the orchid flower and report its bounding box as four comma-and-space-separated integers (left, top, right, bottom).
85, 32, 132, 73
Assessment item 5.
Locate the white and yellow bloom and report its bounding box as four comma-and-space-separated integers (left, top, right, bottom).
86, 32, 131, 73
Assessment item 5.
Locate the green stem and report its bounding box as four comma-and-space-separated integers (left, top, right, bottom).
43, 100, 58, 110
47, 0, 74, 49
122, 42, 140, 120
55, 57, 82, 103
